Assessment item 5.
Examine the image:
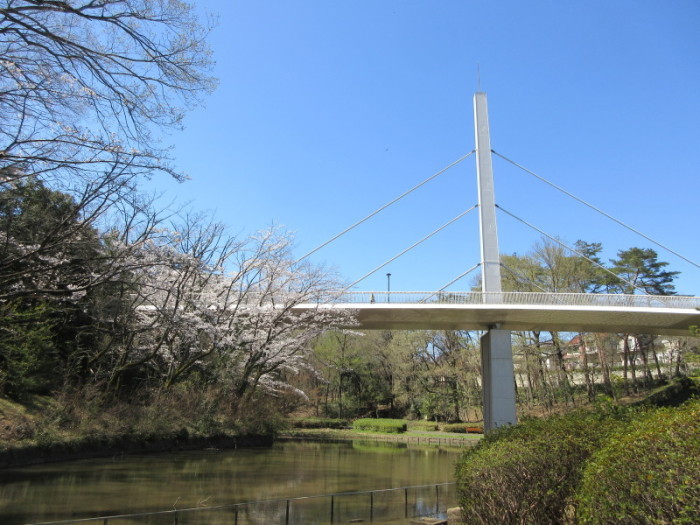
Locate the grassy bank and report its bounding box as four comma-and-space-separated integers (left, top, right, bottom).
279, 425, 483, 446
0, 390, 276, 468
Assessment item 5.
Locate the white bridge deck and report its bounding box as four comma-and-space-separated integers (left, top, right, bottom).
296, 292, 700, 336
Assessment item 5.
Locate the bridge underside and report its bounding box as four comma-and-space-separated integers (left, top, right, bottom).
296, 303, 700, 336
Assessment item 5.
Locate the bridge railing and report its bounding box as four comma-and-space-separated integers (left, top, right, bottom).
316, 291, 700, 309
155, 291, 700, 311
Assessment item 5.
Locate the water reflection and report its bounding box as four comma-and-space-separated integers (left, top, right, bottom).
0, 440, 461, 524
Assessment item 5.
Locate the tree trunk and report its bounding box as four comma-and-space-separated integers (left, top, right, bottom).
578, 334, 594, 402
532, 331, 552, 410
628, 336, 639, 393
338, 375, 343, 419
649, 340, 664, 380
517, 368, 532, 409
323, 381, 330, 416
551, 332, 574, 406
622, 335, 638, 394
674, 343, 684, 377
523, 350, 535, 407
634, 336, 653, 388
621, 335, 630, 395
595, 334, 614, 399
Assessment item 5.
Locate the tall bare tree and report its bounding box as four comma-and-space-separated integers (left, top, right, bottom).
1, 0, 216, 188
0, 0, 216, 321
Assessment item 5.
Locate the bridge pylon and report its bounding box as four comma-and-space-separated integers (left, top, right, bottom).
474, 92, 517, 431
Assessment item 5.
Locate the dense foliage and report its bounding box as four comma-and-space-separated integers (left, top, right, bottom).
409, 421, 439, 432
353, 418, 407, 433
575, 399, 700, 525
0, 179, 353, 425
455, 408, 630, 525
455, 384, 700, 525
290, 418, 349, 429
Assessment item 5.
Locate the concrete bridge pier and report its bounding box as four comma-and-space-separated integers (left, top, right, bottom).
480, 328, 517, 431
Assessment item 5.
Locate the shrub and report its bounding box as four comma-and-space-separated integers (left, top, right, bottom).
575, 399, 700, 525
441, 423, 467, 434
290, 418, 348, 429
408, 421, 438, 432
637, 376, 700, 408
455, 409, 630, 525
353, 418, 407, 434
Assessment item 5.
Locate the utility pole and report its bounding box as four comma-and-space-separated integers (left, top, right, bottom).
473, 92, 517, 432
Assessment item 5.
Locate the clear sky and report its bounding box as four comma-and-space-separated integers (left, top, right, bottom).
149, 0, 700, 295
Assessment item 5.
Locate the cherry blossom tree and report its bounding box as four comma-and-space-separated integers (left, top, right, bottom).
0, 0, 216, 341
0, 0, 217, 397
104, 223, 354, 409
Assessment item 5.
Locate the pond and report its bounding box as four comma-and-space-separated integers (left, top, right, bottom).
0, 439, 464, 525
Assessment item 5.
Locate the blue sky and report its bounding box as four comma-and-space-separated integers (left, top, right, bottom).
150, 0, 700, 295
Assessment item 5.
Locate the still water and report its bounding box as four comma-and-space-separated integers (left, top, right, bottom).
0, 440, 463, 525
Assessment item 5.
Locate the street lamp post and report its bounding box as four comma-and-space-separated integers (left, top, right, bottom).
386, 273, 391, 303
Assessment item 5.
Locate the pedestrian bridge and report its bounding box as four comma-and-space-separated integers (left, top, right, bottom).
295, 291, 700, 336
294, 91, 700, 430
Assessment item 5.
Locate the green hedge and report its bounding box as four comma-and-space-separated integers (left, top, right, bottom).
575, 399, 700, 524
289, 418, 348, 429
439, 423, 484, 434
455, 409, 630, 525
637, 376, 700, 408
441, 423, 467, 434
455, 394, 700, 524
353, 418, 407, 434
407, 421, 438, 432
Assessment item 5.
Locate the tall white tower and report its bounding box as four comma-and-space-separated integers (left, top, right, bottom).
473, 92, 517, 431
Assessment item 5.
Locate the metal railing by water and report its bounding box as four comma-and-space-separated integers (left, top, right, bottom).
28, 482, 457, 525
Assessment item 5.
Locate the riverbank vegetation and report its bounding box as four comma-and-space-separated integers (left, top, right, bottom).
1, 0, 699, 473
281, 426, 482, 447
0, 0, 355, 458
0, 176, 353, 449
283, 417, 481, 441
0, 384, 278, 466
455, 378, 700, 525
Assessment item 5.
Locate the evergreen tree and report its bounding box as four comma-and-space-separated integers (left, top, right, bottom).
608, 247, 678, 295
0, 178, 104, 396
